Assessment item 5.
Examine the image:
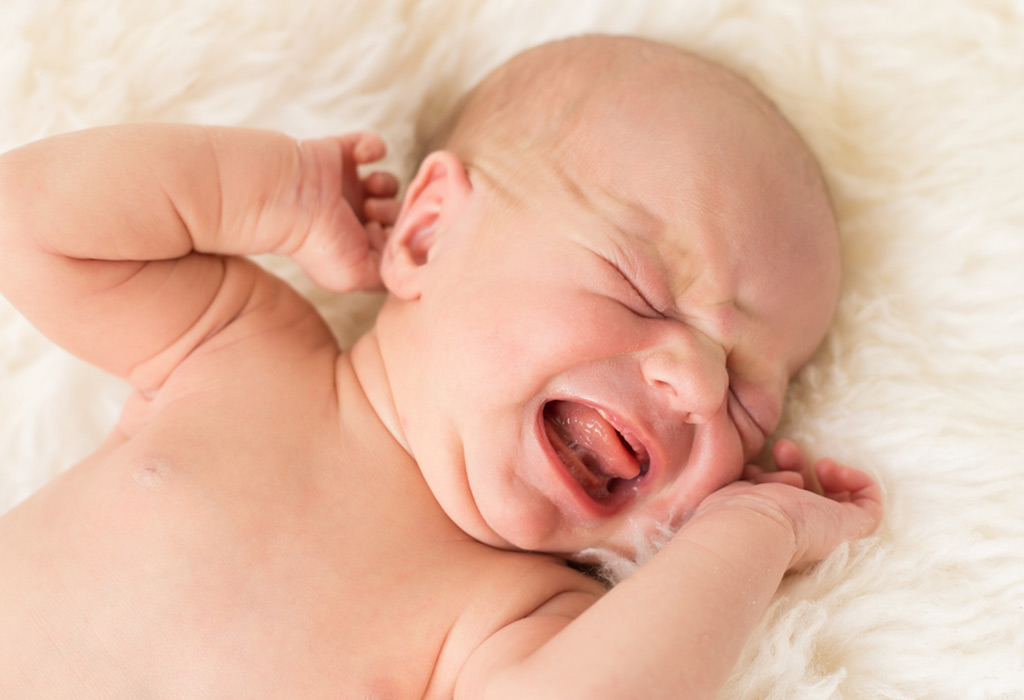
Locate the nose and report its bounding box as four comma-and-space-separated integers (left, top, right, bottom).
639, 334, 728, 424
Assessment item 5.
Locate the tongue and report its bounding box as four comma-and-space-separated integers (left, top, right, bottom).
543, 401, 642, 499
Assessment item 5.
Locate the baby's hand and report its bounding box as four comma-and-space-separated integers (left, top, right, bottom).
694, 440, 883, 570
287, 132, 399, 292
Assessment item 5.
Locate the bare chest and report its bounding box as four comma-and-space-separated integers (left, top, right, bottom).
0, 427, 546, 700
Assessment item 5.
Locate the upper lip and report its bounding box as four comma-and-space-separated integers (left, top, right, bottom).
538, 398, 660, 518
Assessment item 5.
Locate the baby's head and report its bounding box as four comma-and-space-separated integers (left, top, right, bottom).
370, 34, 839, 561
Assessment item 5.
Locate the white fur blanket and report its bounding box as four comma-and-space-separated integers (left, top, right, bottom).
2, 1, 1022, 697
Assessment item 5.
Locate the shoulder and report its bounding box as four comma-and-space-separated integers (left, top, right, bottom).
119, 257, 339, 434
466, 549, 607, 623
424, 550, 605, 698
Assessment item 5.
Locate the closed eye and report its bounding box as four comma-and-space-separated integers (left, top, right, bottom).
728, 388, 767, 459
608, 260, 664, 319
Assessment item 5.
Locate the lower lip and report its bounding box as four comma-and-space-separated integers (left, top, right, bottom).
534, 406, 637, 521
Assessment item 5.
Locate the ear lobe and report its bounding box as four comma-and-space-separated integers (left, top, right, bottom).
382, 151, 471, 300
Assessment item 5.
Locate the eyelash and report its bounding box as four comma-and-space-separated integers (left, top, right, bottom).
604, 254, 768, 449
611, 263, 663, 319
608, 256, 767, 450
728, 386, 766, 445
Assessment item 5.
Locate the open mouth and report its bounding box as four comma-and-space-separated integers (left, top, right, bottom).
542, 400, 650, 502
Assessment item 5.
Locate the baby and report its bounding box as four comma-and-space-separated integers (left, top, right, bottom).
0, 35, 881, 699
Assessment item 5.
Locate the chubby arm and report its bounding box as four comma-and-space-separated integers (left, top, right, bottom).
0, 124, 397, 389
457, 442, 883, 700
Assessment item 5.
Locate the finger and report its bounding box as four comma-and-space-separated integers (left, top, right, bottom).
774, 439, 824, 494
364, 197, 400, 226
742, 463, 765, 481
742, 463, 805, 488
363, 171, 399, 198
351, 132, 387, 164
365, 221, 387, 252
817, 460, 881, 506
772, 439, 808, 472
347, 249, 385, 292
840, 478, 884, 539
816, 461, 885, 540
754, 471, 805, 488
305, 245, 384, 293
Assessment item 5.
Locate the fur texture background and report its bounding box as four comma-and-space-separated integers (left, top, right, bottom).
2, 1, 1022, 697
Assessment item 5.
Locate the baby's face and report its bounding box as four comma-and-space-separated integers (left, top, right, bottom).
385, 70, 839, 559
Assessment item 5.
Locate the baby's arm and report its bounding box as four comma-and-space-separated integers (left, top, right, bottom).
457, 442, 882, 700
0, 124, 397, 388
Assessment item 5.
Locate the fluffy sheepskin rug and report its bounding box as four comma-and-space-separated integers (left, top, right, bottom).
2, 1, 1022, 697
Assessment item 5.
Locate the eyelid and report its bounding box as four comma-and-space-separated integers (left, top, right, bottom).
608, 258, 665, 318
729, 386, 769, 449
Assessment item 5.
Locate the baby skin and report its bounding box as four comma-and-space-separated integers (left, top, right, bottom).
0, 36, 881, 700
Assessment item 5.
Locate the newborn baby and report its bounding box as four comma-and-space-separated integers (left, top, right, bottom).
0, 34, 880, 699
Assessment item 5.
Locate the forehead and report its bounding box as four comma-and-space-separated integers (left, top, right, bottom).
525, 74, 839, 373
547, 83, 777, 298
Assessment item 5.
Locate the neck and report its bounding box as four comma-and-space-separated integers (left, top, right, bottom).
335, 329, 478, 550
343, 326, 411, 455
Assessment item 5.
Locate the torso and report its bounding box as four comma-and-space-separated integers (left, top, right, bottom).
0, 276, 600, 699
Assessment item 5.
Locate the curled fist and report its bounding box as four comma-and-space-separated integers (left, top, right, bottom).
288, 132, 399, 292
695, 440, 883, 570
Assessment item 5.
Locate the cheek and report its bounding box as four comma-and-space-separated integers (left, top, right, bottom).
437, 280, 596, 372
419, 244, 652, 429
653, 419, 746, 523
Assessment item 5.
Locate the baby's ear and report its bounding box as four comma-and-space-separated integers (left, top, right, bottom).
381, 151, 471, 300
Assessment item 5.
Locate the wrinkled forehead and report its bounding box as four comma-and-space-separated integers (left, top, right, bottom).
523, 71, 840, 371
547, 58, 803, 213
545, 70, 801, 263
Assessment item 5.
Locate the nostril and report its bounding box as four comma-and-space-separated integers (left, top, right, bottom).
638, 347, 729, 423
640, 343, 728, 415
645, 372, 724, 425
647, 377, 677, 395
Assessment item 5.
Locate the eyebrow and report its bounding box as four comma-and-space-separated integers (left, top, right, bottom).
611, 208, 707, 324
600, 184, 668, 245
546, 157, 593, 214
549, 158, 718, 319
547, 152, 668, 240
